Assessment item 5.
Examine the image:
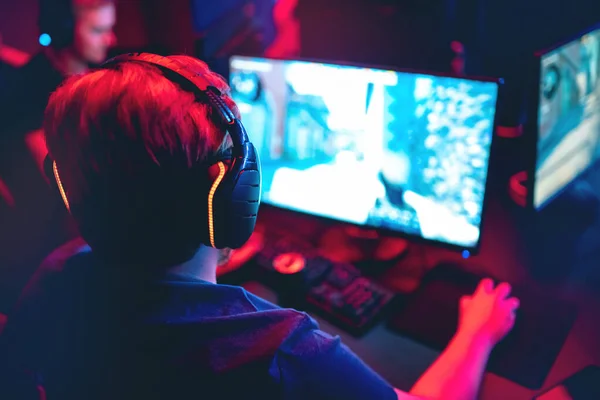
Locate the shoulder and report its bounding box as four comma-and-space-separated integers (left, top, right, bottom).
271, 321, 398, 399
195, 284, 322, 350
236, 285, 295, 312
276, 315, 339, 360
199, 282, 315, 331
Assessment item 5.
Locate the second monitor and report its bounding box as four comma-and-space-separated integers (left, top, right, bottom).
230, 56, 500, 252
532, 26, 600, 210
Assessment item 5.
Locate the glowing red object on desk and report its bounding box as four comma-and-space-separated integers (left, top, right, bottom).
272, 253, 306, 275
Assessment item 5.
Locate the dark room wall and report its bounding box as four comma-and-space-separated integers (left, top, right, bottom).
113, 0, 150, 50
295, 0, 600, 74
0, 0, 40, 54
143, 0, 196, 55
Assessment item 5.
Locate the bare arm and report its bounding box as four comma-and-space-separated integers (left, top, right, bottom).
394, 279, 519, 400
390, 332, 490, 400
408, 331, 491, 400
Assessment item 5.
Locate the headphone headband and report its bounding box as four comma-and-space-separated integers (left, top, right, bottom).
47, 53, 261, 257
102, 53, 249, 151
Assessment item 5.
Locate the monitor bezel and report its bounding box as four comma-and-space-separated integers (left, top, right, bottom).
229, 54, 503, 255
525, 23, 600, 211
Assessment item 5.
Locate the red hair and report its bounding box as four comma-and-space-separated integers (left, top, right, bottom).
44, 55, 240, 266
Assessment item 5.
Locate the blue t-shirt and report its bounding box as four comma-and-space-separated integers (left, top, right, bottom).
0, 239, 397, 399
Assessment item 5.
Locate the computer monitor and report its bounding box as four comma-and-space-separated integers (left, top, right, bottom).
531, 26, 600, 210
229, 56, 500, 252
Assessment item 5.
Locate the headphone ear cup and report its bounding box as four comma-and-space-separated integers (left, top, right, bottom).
207, 144, 261, 249
206, 161, 230, 249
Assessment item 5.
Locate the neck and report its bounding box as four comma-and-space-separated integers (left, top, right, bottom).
165, 246, 220, 284
44, 46, 88, 76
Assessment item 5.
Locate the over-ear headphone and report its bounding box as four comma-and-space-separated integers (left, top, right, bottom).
38, 0, 76, 49
44, 53, 262, 250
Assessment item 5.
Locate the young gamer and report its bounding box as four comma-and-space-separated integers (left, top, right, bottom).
0, 54, 519, 399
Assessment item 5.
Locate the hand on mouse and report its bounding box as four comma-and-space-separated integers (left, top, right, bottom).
458, 278, 520, 348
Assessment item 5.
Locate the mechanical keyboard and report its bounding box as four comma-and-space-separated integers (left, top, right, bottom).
253, 232, 396, 335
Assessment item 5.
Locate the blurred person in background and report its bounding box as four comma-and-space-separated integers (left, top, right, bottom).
0, 0, 116, 312
1, 0, 117, 164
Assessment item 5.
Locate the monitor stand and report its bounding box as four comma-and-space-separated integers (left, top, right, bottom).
319, 224, 410, 264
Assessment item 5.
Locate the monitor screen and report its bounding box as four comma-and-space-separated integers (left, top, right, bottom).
229, 56, 499, 250
534, 28, 600, 209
